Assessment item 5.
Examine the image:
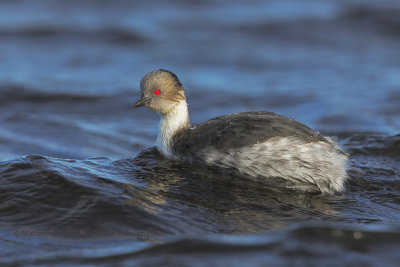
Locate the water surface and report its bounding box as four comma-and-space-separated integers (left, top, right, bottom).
1, 0, 400, 265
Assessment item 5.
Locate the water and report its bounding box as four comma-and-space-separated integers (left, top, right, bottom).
1, 0, 400, 265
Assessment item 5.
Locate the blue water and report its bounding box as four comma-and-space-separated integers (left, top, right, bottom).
0, 0, 400, 266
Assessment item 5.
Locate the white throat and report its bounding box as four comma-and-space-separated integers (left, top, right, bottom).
156, 100, 189, 158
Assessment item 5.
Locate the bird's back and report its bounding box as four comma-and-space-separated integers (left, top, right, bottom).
172, 111, 328, 157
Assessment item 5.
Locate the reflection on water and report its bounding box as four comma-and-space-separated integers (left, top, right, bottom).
1, 133, 400, 265
0, 0, 400, 265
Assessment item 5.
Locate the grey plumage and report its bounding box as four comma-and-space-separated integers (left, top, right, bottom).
171, 111, 348, 193
172, 111, 327, 154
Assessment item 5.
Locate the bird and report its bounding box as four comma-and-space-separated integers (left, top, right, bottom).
133, 69, 348, 193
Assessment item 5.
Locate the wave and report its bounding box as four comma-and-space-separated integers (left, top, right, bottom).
345, 134, 400, 158
341, 5, 400, 35
0, 154, 173, 235
1, 223, 400, 266
0, 84, 106, 103
0, 26, 148, 44
1, 132, 399, 265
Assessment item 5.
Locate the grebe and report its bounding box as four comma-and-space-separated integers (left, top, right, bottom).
133, 69, 348, 193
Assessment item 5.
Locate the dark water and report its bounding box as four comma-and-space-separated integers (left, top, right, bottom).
1, 0, 400, 266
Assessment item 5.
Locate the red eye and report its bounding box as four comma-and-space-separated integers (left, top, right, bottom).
154, 89, 161, 95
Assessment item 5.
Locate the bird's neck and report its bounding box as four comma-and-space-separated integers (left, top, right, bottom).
157, 100, 190, 158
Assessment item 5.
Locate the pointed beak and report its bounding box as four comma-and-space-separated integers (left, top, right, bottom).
133, 97, 150, 108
